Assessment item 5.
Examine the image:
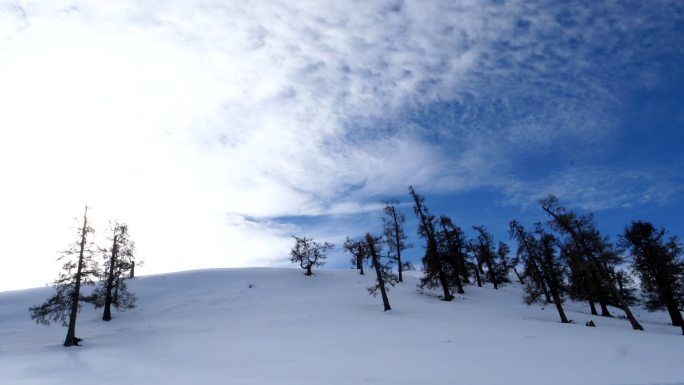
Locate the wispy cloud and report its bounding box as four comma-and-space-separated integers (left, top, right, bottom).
0, 0, 681, 290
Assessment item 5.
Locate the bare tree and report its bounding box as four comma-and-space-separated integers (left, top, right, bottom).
382, 199, 412, 283
409, 186, 453, 301
344, 237, 367, 275
364, 233, 397, 311
541, 195, 643, 331
290, 236, 334, 276
93, 222, 137, 321
29, 206, 98, 347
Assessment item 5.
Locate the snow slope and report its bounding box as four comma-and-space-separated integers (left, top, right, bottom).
0, 268, 682, 385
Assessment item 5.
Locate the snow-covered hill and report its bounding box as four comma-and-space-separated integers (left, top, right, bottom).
0, 268, 682, 385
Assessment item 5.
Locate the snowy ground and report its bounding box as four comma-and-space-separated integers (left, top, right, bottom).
1, 267, 682, 385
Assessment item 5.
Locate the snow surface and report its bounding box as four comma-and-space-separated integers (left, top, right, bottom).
1, 267, 682, 385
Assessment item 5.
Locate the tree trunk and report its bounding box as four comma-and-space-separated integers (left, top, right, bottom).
664, 300, 684, 334
592, 272, 612, 317
306, 265, 312, 276
129, 262, 135, 279
453, 267, 464, 294
513, 267, 525, 285
438, 268, 454, 301
64, 206, 88, 347
589, 300, 598, 315
368, 238, 391, 311
103, 235, 118, 321
485, 259, 498, 290
393, 211, 404, 283
473, 262, 482, 288
599, 265, 643, 330
357, 255, 364, 275
543, 252, 569, 323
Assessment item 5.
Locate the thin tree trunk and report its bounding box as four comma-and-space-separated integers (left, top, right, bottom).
592, 271, 612, 317
665, 300, 684, 333
542, 251, 569, 323
589, 300, 598, 315
102, 235, 118, 321
513, 267, 525, 284
453, 267, 464, 294
473, 262, 482, 288
438, 268, 454, 301
129, 262, 135, 279
368, 235, 391, 311
485, 259, 498, 290
392, 210, 404, 283
306, 265, 312, 276
598, 264, 643, 330
64, 206, 88, 347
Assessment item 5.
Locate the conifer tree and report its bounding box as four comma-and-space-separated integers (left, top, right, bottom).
471, 225, 507, 289
29, 206, 98, 347
541, 195, 643, 331
437, 215, 468, 294
510, 220, 569, 323
290, 236, 333, 276
409, 186, 453, 301
621, 221, 684, 334
382, 199, 412, 282
363, 233, 397, 311
344, 237, 367, 275
92, 222, 137, 321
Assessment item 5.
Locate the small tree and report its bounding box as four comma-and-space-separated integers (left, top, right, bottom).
510, 220, 570, 323
290, 236, 333, 276
344, 237, 367, 275
621, 221, 684, 334
29, 206, 98, 347
92, 222, 137, 321
382, 199, 412, 283
471, 225, 507, 290
437, 215, 468, 294
363, 233, 397, 311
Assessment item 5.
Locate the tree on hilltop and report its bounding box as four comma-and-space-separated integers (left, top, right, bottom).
29, 206, 99, 347
290, 236, 334, 276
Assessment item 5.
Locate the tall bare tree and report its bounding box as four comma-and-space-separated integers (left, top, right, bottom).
364, 233, 397, 311
29, 206, 98, 347
382, 199, 412, 283
409, 186, 453, 301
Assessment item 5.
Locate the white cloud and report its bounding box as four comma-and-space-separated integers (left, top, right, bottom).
0, 0, 680, 290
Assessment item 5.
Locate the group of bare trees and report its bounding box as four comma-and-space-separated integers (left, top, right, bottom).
29, 207, 139, 347
408, 186, 511, 302
509, 195, 684, 334
290, 187, 684, 335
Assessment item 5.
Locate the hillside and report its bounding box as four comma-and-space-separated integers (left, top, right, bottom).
1, 268, 682, 385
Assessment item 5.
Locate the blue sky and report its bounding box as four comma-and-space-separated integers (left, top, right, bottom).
0, 0, 682, 289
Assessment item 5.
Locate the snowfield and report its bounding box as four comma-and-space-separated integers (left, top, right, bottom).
1, 267, 682, 385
